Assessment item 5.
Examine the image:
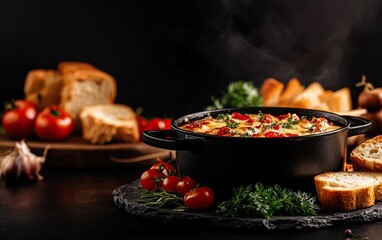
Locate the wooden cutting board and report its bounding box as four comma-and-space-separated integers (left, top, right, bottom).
0, 136, 173, 168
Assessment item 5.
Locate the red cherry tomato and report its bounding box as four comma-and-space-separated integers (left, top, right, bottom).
183, 186, 214, 210
150, 161, 175, 176
1, 99, 39, 140
140, 169, 165, 191
176, 176, 197, 195
162, 175, 181, 193
144, 117, 172, 131
34, 105, 74, 140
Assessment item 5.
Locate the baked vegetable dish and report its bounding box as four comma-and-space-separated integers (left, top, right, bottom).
179, 111, 341, 138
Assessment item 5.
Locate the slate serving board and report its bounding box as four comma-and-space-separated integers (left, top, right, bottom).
113, 179, 382, 232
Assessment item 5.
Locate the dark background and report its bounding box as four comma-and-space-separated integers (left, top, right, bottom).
1, 0, 382, 118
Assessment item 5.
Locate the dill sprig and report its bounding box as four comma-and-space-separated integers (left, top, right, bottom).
216, 183, 319, 219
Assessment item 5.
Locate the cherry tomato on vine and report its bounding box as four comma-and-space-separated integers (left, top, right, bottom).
176, 176, 197, 195
1, 99, 39, 140
183, 186, 214, 210
34, 105, 74, 140
162, 175, 181, 193
140, 169, 165, 191
150, 161, 175, 176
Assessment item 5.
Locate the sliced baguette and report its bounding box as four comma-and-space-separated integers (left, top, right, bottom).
291, 82, 325, 109
278, 78, 305, 106
326, 87, 353, 112
260, 78, 284, 106
314, 171, 382, 211
79, 104, 139, 144
350, 135, 382, 172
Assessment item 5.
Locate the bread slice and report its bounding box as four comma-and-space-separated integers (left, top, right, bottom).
79, 104, 139, 144
326, 87, 353, 113
24, 69, 63, 110
260, 78, 284, 106
350, 135, 382, 171
278, 78, 305, 106
291, 82, 325, 109
60, 68, 117, 126
314, 171, 382, 211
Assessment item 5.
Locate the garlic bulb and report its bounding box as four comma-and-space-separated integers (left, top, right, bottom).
0, 140, 49, 182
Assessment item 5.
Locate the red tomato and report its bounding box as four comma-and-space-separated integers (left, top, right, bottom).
1, 99, 39, 140
176, 176, 197, 195
140, 169, 165, 191
264, 131, 285, 138
144, 117, 172, 131
34, 105, 74, 140
184, 187, 214, 210
162, 175, 181, 193
150, 161, 175, 176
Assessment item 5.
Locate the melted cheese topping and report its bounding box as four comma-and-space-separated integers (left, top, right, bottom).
179, 111, 341, 138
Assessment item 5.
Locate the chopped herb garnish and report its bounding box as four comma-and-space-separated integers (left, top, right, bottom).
217, 113, 230, 122
226, 121, 239, 129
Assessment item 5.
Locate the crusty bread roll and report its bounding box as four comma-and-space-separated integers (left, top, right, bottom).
314, 171, 382, 211
79, 104, 139, 144
260, 78, 284, 106
60, 68, 117, 127
350, 135, 382, 172
24, 69, 63, 110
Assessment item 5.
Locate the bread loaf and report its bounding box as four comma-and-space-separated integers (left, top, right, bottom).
79, 104, 139, 144
24, 69, 63, 110
350, 135, 382, 172
59, 68, 117, 127
58, 61, 97, 74
314, 171, 382, 211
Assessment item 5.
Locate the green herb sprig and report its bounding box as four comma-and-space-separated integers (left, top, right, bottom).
137, 189, 186, 211
216, 183, 319, 219
206, 81, 262, 110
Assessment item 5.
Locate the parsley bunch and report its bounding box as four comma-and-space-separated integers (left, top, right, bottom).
216, 183, 319, 219
206, 81, 262, 110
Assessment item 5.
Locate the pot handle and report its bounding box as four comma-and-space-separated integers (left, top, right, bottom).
142, 130, 206, 150
342, 115, 372, 137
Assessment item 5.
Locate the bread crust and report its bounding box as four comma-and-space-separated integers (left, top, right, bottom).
260, 78, 284, 106
79, 104, 139, 144
60, 68, 117, 122
350, 135, 382, 171
24, 69, 63, 110
314, 171, 382, 211
58, 61, 97, 74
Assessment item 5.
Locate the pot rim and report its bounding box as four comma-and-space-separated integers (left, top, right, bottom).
170, 106, 354, 141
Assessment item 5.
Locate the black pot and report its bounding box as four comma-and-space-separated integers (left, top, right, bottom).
143, 107, 371, 196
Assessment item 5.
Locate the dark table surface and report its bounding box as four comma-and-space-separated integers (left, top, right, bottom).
1, 164, 382, 240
